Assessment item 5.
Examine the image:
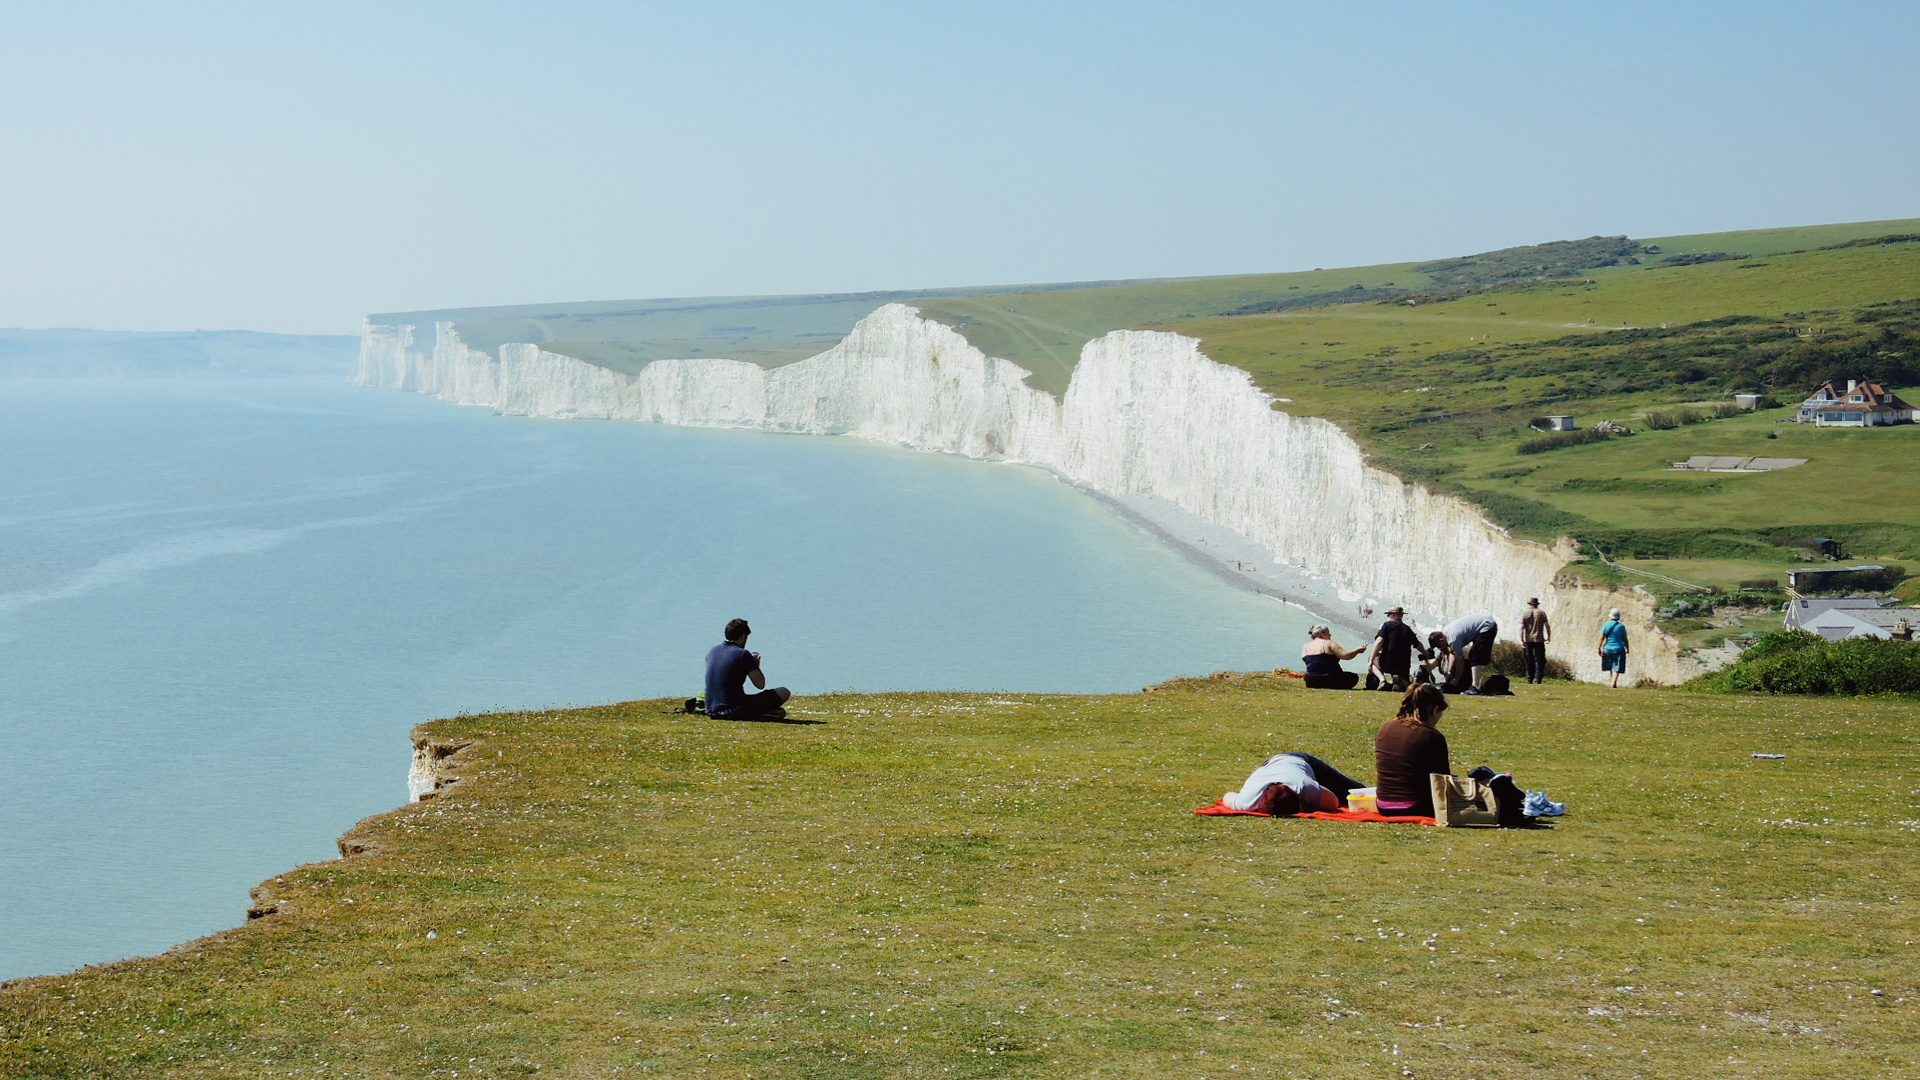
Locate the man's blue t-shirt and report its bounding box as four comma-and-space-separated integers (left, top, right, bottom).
704, 642, 758, 718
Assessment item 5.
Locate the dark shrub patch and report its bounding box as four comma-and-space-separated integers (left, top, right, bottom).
1489, 639, 1573, 681
1696, 631, 1920, 695
1518, 429, 1611, 454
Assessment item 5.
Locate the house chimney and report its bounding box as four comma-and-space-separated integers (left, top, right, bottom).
1848, 379, 1857, 392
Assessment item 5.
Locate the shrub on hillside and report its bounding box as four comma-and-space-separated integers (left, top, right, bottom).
1738, 577, 1784, 592
1642, 406, 1713, 430
1517, 428, 1611, 454
1488, 639, 1573, 681
1696, 631, 1920, 695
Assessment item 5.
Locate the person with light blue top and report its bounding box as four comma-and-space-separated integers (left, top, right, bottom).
1598, 607, 1631, 687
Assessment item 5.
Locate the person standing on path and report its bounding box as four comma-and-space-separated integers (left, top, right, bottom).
1598, 608, 1631, 688
1520, 598, 1552, 684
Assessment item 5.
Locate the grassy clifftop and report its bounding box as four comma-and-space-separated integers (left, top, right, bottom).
4, 679, 1916, 1078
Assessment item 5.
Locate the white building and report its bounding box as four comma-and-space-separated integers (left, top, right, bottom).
1794, 379, 1913, 426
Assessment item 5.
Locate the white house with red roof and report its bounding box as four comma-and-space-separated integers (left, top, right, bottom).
1793, 379, 1914, 426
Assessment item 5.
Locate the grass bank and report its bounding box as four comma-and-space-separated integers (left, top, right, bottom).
4, 678, 1915, 1078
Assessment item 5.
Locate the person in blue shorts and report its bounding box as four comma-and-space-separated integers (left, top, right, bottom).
704, 618, 792, 720
1598, 608, 1631, 688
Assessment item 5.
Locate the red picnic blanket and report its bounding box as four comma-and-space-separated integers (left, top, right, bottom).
1193, 798, 1435, 825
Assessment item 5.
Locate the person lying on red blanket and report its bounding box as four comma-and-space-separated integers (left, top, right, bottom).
1220, 752, 1369, 816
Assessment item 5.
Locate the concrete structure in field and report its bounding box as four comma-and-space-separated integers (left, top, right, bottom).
1733, 392, 1763, 410
1541, 415, 1576, 431
1669, 455, 1806, 472
1793, 379, 1914, 426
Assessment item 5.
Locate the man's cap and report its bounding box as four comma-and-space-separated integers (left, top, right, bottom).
1527, 597, 1540, 607
1385, 605, 1406, 616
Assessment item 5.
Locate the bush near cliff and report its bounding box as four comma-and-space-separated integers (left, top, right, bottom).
1487, 639, 1574, 680
1694, 630, 1920, 695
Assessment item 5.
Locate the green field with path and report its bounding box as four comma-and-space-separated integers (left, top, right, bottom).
4, 678, 1914, 1078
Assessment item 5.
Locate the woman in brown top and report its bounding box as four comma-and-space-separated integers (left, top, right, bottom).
1374, 684, 1451, 816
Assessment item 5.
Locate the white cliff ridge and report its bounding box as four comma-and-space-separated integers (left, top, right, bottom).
357, 304, 1691, 684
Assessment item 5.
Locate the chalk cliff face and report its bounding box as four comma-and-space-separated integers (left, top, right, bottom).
356, 305, 1693, 684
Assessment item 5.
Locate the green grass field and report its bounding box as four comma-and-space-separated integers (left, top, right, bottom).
6, 678, 1915, 1078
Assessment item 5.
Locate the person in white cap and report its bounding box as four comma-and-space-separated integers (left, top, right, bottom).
1598, 608, 1630, 688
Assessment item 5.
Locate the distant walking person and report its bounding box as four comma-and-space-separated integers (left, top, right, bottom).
1441, 613, 1499, 694
1366, 606, 1429, 692
704, 618, 792, 720
1598, 608, 1631, 688
1301, 625, 1364, 690
1520, 598, 1552, 684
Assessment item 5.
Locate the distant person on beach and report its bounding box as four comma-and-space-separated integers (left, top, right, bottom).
1221, 752, 1369, 815
1440, 613, 1499, 694
1599, 608, 1631, 688
1374, 684, 1451, 817
1520, 598, 1552, 684
1301, 625, 1364, 689
704, 618, 792, 720
1366, 606, 1429, 692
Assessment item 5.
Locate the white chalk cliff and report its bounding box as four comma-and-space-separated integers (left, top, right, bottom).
357, 305, 1692, 684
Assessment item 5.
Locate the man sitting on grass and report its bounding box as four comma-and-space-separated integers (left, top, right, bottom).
704, 618, 792, 720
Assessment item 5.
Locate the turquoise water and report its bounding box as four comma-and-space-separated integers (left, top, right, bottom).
0, 378, 1314, 981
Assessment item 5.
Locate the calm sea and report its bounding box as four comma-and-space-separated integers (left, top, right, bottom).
0, 377, 1314, 980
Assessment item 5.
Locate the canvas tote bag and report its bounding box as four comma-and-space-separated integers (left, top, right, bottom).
1430, 773, 1501, 827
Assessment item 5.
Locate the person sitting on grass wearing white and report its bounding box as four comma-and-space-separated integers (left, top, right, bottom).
1220, 752, 1370, 816
1599, 608, 1631, 688
704, 618, 792, 720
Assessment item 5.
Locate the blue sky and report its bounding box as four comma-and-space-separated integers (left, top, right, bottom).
1, 1, 1915, 333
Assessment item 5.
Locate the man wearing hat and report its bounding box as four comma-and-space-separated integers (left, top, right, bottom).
1520, 597, 1552, 684
1365, 605, 1429, 692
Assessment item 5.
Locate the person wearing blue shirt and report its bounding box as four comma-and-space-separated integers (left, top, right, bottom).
1598, 607, 1631, 688
704, 618, 792, 720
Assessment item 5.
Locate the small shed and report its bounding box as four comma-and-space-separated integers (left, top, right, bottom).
1543, 415, 1576, 431
1733, 393, 1763, 410
1812, 537, 1842, 559
1787, 563, 1878, 591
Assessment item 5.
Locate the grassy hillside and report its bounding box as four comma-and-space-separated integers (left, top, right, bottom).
1162, 238, 1920, 591
4, 679, 1915, 1078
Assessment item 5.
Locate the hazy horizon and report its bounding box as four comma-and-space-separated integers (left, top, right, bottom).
1, 2, 1915, 335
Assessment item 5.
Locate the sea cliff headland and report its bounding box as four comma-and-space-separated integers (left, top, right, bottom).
356, 303, 1680, 683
